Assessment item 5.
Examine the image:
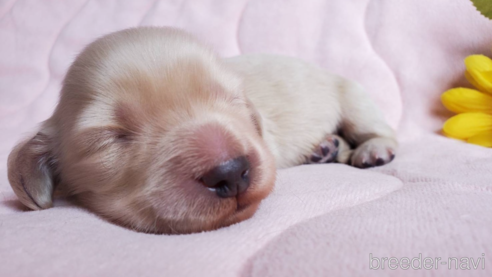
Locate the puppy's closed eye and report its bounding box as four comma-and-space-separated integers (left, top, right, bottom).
245, 98, 263, 136
114, 103, 145, 134
75, 127, 132, 156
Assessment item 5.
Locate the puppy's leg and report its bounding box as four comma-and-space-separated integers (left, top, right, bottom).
307, 134, 352, 164
339, 81, 397, 168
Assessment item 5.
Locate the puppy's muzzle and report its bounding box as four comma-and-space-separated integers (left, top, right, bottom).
201, 156, 250, 198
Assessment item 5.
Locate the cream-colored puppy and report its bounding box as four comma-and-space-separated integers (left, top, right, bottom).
7, 27, 396, 234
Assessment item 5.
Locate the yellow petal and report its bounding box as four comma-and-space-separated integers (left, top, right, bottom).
465, 55, 492, 71
465, 71, 488, 93
467, 131, 492, 147
441, 88, 492, 114
465, 55, 492, 94
443, 112, 492, 139
467, 70, 492, 94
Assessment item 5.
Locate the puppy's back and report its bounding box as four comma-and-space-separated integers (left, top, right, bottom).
224, 55, 344, 168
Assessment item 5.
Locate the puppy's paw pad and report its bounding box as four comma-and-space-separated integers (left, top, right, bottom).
351, 138, 396, 168
308, 135, 339, 164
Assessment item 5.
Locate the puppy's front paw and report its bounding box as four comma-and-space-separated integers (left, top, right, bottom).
308, 135, 340, 164
351, 137, 396, 168
307, 134, 353, 165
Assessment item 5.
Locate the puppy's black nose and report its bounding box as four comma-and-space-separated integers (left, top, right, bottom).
201, 156, 251, 198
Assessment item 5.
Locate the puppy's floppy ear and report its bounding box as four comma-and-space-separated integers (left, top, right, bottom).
245, 97, 264, 136
8, 130, 56, 210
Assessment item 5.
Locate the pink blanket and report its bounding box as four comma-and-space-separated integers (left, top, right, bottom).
1, 0, 492, 276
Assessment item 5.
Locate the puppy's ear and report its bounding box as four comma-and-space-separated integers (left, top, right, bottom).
245, 97, 264, 136
7, 131, 55, 210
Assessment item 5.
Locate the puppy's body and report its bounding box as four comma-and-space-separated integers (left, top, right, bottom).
226, 55, 341, 168
226, 55, 395, 168
7, 27, 396, 234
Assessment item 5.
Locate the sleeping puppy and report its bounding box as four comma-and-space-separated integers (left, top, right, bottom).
7, 27, 397, 234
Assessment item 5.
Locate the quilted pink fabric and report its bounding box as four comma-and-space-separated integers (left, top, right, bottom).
1, 0, 492, 276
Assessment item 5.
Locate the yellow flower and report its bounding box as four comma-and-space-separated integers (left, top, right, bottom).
443, 112, 492, 137
441, 88, 492, 114
441, 54, 492, 147
464, 55, 492, 95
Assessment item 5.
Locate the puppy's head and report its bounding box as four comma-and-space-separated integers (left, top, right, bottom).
7, 28, 276, 234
